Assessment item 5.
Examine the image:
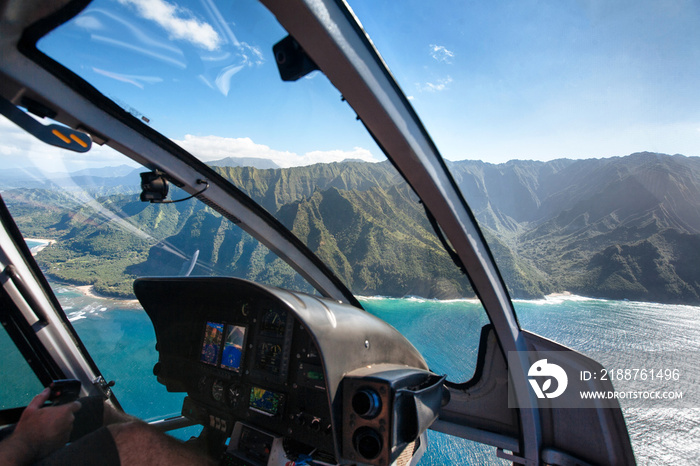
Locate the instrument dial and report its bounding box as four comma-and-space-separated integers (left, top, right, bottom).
227, 385, 242, 407
211, 379, 225, 402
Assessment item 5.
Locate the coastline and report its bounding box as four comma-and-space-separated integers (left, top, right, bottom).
63, 283, 141, 308
25, 238, 56, 256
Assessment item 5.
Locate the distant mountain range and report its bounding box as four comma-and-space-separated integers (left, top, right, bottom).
4, 152, 700, 304
207, 157, 280, 170
448, 153, 700, 303
0, 164, 142, 193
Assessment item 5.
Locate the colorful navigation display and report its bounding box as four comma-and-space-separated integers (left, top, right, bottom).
200, 321, 224, 365
249, 386, 284, 416
221, 325, 246, 371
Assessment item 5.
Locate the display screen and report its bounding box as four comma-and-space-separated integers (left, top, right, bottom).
221, 324, 246, 371
200, 321, 224, 365
249, 386, 284, 416
256, 341, 283, 374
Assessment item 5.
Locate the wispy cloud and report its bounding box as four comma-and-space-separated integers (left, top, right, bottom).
117, 0, 221, 51
430, 44, 455, 64
174, 135, 379, 168
418, 76, 453, 93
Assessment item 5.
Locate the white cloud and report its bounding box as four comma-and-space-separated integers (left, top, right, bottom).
117, 0, 221, 51
0, 118, 136, 172
174, 134, 379, 168
430, 44, 455, 64
418, 76, 453, 93
0, 117, 378, 172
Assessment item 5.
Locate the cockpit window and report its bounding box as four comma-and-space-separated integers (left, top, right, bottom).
34, 0, 493, 382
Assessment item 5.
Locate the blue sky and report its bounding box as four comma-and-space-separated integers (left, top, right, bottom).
353, 0, 700, 162
1, 0, 699, 170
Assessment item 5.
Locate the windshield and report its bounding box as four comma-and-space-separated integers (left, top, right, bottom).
36, 0, 479, 299
33, 0, 491, 376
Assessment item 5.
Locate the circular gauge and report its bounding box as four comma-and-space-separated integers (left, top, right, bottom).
211, 379, 225, 402
261, 309, 286, 336
227, 385, 241, 407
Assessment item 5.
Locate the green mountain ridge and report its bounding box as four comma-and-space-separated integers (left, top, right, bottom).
4, 152, 700, 304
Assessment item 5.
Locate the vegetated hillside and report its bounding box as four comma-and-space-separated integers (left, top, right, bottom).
212, 161, 401, 213
8, 152, 700, 304
185, 152, 700, 302
450, 152, 700, 303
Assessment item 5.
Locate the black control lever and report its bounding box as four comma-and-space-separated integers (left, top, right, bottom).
48, 379, 81, 406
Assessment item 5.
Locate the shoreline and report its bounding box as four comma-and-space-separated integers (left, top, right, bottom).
25, 237, 56, 256
56, 282, 700, 310
63, 283, 141, 308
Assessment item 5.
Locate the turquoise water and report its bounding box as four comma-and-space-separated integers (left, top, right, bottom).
24, 239, 49, 254
52, 286, 189, 424
3, 285, 699, 464
24, 240, 44, 249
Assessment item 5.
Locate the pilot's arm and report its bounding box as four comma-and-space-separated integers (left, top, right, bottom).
0, 388, 80, 466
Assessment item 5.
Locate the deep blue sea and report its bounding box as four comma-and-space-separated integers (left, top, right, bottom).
2, 286, 698, 465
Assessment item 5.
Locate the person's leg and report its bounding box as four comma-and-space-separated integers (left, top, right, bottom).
102, 400, 138, 426
108, 421, 217, 466
35, 426, 120, 466
38, 397, 215, 466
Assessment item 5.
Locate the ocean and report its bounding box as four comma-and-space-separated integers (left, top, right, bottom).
2, 285, 698, 465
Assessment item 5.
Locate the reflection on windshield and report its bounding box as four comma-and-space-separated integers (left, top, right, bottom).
38, 0, 379, 167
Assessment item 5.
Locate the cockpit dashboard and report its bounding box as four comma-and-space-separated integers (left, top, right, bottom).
134, 277, 446, 466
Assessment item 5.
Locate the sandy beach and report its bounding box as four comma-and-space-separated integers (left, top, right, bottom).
25, 238, 56, 256
72, 284, 141, 307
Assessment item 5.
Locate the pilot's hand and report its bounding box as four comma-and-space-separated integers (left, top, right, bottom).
6, 387, 81, 464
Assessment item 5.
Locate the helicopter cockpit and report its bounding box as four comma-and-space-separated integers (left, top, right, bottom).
0, 0, 640, 465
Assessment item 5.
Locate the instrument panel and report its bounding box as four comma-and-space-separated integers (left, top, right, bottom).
135, 277, 436, 466
175, 299, 335, 459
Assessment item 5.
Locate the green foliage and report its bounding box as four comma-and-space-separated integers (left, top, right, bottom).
6, 153, 700, 304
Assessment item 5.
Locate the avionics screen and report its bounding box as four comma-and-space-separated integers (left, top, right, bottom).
221, 324, 246, 371
249, 386, 284, 416
200, 321, 224, 365
256, 341, 283, 374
